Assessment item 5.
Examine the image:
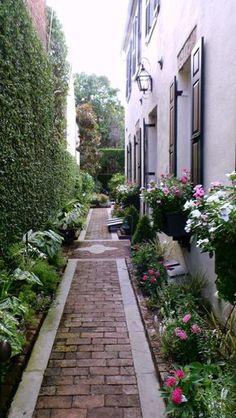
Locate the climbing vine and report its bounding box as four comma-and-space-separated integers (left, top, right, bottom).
0, 0, 78, 250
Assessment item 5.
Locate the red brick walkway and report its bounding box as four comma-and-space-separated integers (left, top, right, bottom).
33, 209, 142, 418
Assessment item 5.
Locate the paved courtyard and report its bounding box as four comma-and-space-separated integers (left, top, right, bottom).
31, 208, 165, 418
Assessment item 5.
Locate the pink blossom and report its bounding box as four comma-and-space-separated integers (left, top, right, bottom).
211, 181, 222, 188
191, 324, 201, 334
175, 328, 188, 340
171, 387, 183, 405
155, 271, 161, 278
150, 276, 156, 284
175, 370, 185, 379
142, 275, 148, 281
148, 269, 155, 275
182, 314, 191, 323
165, 377, 177, 387
163, 187, 169, 195
193, 184, 205, 199
181, 176, 188, 184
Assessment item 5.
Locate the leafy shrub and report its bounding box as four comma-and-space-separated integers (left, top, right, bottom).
138, 265, 167, 297
123, 205, 140, 235
116, 183, 140, 210
108, 173, 126, 199
132, 215, 156, 245
90, 193, 109, 207
0, 297, 27, 356
162, 363, 236, 418
161, 311, 207, 363
30, 260, 60, 294
131, 239, 164, 276
23, 230, 63, 261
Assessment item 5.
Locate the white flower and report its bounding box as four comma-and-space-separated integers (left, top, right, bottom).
218, 203, 233, 221
191, 209, 202, 218
196, 238, 209, 247
181, 395, 188, 403
220, 388, 228, 400
206, 190, 226, 203
184, 200, 196, 210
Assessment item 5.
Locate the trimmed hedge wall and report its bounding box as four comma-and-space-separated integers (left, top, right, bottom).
97, 148, 124, 191
0, 0, 78, 249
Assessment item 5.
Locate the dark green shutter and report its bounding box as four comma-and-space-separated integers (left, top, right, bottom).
191, 37, 204, 185
169, 77, 177, 175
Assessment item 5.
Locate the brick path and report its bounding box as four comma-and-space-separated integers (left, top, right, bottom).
33, 209, 143, 418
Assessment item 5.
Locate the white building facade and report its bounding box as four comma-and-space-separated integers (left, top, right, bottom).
123, 0, 236, 316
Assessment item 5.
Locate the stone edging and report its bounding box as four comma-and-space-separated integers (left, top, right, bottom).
125, 257, 171, 385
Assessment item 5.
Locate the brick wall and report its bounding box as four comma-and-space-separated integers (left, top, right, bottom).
25, 0, 47, 46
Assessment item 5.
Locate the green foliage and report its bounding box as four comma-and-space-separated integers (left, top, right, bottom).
76, 103, 101, 175
30, 260, 60, 295
131, 239, 164, 276
74, 73, 124, 147
0, 298, 27, 355
46, 6, 70, 142
23, 229, 63, 261
108, 173, 126, 198
0, 0, 80, 250
132, 215, 156, 245
123, 206, 140, 235
90, 193, 109, 207
162, 363, 236, 418
97, 149, 124, 191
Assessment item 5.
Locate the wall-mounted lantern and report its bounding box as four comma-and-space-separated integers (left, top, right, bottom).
136, 64, 152, 93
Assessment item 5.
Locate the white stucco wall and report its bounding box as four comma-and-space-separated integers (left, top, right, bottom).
123, 0, 236, 314
66, 71, 80, 165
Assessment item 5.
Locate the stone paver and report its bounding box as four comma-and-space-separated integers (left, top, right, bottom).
32, 208, 165, 418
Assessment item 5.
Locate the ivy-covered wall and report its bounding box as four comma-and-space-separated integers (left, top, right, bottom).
0, 0, 78, 249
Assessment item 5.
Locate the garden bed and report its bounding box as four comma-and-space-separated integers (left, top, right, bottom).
126, 257, 172, 384
127, 240, 236, 417
0, 313, 45, 417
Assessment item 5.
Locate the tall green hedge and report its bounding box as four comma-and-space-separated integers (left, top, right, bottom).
97, 148, 124, 191
0, 0, 78, 249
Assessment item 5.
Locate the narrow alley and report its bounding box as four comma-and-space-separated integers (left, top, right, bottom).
9, 208, 165, 418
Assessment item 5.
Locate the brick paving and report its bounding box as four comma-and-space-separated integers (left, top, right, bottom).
33, 209, 142, 418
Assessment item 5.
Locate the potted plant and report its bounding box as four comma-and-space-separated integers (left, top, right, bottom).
184, 171, 236, 304
142, 170, 192, 239
116, 182, 140, 210
56, 200, 85, 245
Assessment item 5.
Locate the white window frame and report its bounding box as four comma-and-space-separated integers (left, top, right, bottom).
145, 0, 159, 41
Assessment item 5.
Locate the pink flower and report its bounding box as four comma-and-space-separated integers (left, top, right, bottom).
150, 276, 156, 284
211, 181, 221, 188
165, 377, 176, 387
148, 269, 155, 275
175, 328, 188, 340
182, 314, 191, 323
171, 387, 183, 405
163, 187, 169, 195
193, 184, 205, 199
155, 271, 161, 278
191, 324, 201, 334
181, 176, 188, 184
175, 370, 185, 379
142, 275, 148, 281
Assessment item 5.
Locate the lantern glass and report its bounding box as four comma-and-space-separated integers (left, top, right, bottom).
136, 64, 152, 93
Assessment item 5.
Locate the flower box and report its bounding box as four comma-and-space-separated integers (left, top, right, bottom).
162, 212, 189, 239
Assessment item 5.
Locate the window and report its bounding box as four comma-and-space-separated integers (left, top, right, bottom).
126, 46, 132, 99
126, 2, 141, 99
145, 0, 159, 38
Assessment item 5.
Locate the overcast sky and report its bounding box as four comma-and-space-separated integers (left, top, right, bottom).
46, 0, 129, 100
